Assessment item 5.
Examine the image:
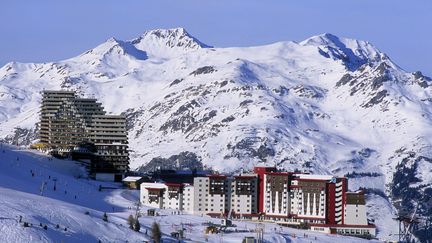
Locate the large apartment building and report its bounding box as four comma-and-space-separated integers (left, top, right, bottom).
262, 173, 346, 225
39, 90, 129, 181
140, 166, 376, 237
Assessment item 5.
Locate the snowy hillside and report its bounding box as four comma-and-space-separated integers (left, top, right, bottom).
1, 28, 431, 241
0, 143, 150, 242
0, 144, 379, 243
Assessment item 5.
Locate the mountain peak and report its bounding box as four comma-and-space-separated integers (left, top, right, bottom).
130, 28, 211, 56
77, 36, 147, 63
300, 33, 342, 46
300, 33, 384, 71
143, 27, 189, 38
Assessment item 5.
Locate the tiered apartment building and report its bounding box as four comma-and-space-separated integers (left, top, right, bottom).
140, 166, 375, 237
39, 90, 129, 181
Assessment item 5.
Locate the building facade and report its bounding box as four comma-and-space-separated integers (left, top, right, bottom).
140, 166, 376, 237
39, 90, 129, 180
231, 175, 258, 216
140, 182, 184, 211
263, 172, 291, 218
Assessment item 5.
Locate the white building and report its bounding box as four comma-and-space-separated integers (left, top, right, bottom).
207, 175, 230, 216
140, 182, 184, 210
290, 174, 331, 223
344, 191, 368, 225
182, 184, 195, 214
192, 177, 209, 214
230, 175, 258, 216
164, 183, 183, 211
140, 182, 166, 209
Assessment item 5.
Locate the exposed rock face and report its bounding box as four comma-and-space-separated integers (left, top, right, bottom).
137, 151, 204, 173
1, 29, 432, 241
1, 127, 37, 146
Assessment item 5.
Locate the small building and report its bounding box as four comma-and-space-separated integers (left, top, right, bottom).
310, 223, 376, 237
242, 236, 256, 243
141, 182, 184, 210
344, 190, 367, 225
122, 176, 146, 189
147, 209, 156, 216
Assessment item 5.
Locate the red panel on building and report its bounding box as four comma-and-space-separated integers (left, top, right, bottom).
326, 182, 336, 224
253, 166, 276, 213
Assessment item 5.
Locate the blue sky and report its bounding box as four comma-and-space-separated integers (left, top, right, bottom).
1, 0, 431, 75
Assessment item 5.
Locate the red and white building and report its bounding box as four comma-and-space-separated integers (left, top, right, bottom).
140, 166, 376, 237
140, 182, 183, 211
256, 166, 375, 236
261, 172, 339, 225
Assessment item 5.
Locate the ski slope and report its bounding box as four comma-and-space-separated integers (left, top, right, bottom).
0, 143, 382, 242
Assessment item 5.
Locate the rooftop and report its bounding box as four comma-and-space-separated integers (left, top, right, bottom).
122, 176, 143, 182
294, 174, 334, 181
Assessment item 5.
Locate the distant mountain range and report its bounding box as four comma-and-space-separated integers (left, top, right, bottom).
1, 28, 431, 241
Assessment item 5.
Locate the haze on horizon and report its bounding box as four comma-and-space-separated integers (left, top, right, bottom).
1, 0, 431, 76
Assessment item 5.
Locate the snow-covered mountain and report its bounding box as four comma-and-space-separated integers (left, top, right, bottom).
1, 28, 431, 241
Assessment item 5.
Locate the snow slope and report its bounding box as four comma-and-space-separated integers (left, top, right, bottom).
1, 28, 431, 240
0, 144, 379, 242
0, 143, 152, 242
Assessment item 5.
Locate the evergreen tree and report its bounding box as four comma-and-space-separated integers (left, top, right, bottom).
133, 218, 140, 232
151, 222, 161, 243
127, 214, 135, 229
